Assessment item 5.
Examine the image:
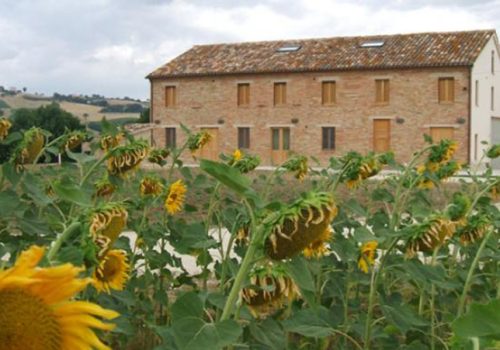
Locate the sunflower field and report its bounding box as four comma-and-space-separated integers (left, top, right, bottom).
0, 117, 499, 350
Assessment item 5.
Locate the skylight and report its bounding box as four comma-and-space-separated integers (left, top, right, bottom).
360, 41, 385, 48
276, 45, 301, 53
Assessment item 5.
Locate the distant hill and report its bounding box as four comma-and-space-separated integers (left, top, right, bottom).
0, 91, 149, 127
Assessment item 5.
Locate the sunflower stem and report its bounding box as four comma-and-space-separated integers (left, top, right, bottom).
457, 228, 494, 317
47, 221, 81, 262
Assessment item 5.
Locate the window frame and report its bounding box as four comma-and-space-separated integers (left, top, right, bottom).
165, 127, 176, 148
237, 127, 250, 149
321, 127, 336, 150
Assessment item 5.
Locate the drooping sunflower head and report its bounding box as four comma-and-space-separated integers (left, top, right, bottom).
358, 241, 378, 273
282, 155, 308, 181
428, 139, 458, 164
188, 130, 212, 153
265, 191, 338, 260
59, 130, 88, 151
341, 152, 388, 189
140, 176, 164, 196
100, 132, 124, 151
457, 215, 492, 246
492, 182, 500, 202
435, 160, 461, 180
486, 144, 500, 159
0, 117, 12, 140
93, 249, 130, 294
0, 246, 119, 350
107, 140, 149, 176
89, 203, 128, 257
12, 127, 45, 168
240, 264, 300, 318
446, 192, 471, 224
95, 177, 116, 198
303, 226, 333, 259
234, 154, 261, 173
405, 215, 456, 257
148, 148, 170, 166
164, 179, 187, 215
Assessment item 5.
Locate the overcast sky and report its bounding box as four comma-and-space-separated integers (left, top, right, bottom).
1, 0, 499, 99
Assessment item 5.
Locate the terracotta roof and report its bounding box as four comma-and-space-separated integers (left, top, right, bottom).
147, 30, 496, 79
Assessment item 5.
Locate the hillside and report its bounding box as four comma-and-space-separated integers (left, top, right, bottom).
0, 93, 148, 124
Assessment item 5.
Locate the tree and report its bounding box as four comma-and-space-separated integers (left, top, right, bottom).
138, 107, 150, 123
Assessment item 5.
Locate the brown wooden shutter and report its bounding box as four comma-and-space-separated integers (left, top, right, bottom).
430, 127, 454, 142
322, 81, 336, 105
373, 120, 391, 152
274, 83, 286, 105
237, 83, 250, 106
438, 78, 454, 102
375, 79, 389, 103
165, 86, 176, 107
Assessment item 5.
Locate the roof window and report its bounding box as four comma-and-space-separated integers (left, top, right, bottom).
276, 45, 301, 52
360, 40, 385, 48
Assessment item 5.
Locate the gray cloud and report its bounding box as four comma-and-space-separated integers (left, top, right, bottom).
0, 0, 498, 99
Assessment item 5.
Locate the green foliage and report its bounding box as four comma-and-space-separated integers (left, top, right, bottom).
87, 117, 139, 132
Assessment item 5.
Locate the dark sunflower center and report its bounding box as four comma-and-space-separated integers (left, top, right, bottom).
100, 256, 121, 282
0, 289, 61, 350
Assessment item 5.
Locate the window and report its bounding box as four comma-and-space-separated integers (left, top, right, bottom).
492, 86, 495, 111
492, 50, 495, 75
276, 45, 301, 52
238, 127, 250, 149
360, 41, 384, 48
165, 128, 176, 148
438, 78, 454, 103
322, 127, 336, 150
274, 82, 287, 106
475, 80, 479, 107
165, 86, 176, 107
375, 79, 390, 104
474, 134, 478, 161
237, 83, 250, 106
430, 127, 454, 143
322, 81, 336, 105
271, 128, 290, 150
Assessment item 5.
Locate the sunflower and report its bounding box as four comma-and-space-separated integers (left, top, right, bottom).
240, 264, 300, 318
358, 241, 378, 273
457, 215, 492, 245
265, 191, 338, 260
406, 216, 455, 257
446, 192, 471, 224
341, 152, 388, 189
89, 203, 128, 257
12, 127, 45, 168
233, 154, 261, 173
428, 139, 458, 164
487, 144, 500, 159
60, 130, 87, 151
148, 148, 170, 165
233, 149, 243, 162
282, 155, 308, 181
94, 178, 116, 198
303, 226, 333, 259
0, 246, 118, 350
165, 179, 187, 215
140, 176, 164, 196
0, 117, 12, 140
100, 133, 123, 151
93, 250, 130, 294
107, 140, 149, 176
188, 131, 212, 153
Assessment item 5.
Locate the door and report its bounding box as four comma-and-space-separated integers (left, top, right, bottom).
492, 118, 500, 169
373, 120, 391, 152
198, 128, 219, 160
271, 128, 290, 165
430, 127, 454, 143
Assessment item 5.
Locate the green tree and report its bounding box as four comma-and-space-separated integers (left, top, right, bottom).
138, 107, 150, 123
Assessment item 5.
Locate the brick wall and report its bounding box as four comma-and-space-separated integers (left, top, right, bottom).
150, 67, 470, 165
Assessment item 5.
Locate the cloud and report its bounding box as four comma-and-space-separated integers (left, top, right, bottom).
0, 0, 498, 99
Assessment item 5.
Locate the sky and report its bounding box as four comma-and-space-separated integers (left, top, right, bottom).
0, 0, 499, 100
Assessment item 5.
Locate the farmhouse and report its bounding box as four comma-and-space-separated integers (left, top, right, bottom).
147, 30, 500, 168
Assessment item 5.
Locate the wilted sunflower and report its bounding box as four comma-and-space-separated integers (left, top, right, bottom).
457, 215, 492, 245
492, 182, 500, 202
303, 226, 333, 259
59, 130, 88, 151
165, 179, 187, 215
446, 192, 471, 225
89, 203, 128, 257
148, 148, 170, 165
140, 176, 164, 196
100, 133, 123, 151
358, 241, 378, 273
94, 177, 116, 198
107, 140, 149, 176
0, 117, 12, 140
12, 127, 45, 168
486, 144, 500, 159
428, 139, 458, 164
93, 249, 130, 293
233, 154, 261, 173
0, 245, 118, 350
342, 152, 389, 189
282, 155, 308, 181
265, 191, 338, 260
435, 160, 461, 180
240, 264, 300, 318
188, 130, 212, 154
406, 216, 456, 257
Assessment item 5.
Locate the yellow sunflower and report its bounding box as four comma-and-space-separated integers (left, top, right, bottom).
0, 246, 118, 350
358, 241, 378, 273
89, 204, 128, 257
164, 179, 187, 215
0, 117, 12, 140
140, 176, 164, 196
93, 250, 130, 294
303, 226, 333, 259
100, 133, 123, 151
233, 149, 243, 161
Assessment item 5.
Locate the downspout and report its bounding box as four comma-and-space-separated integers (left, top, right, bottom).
149, 77, 154, 146
468, 66, 472, 165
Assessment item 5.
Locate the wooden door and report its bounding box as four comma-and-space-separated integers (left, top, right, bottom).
199, 128, 219, 160
430, 127, 454, 142
271, 128, 290, 165
373, 120, 391, 152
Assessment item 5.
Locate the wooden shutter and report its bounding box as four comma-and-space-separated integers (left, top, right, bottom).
430, 127, 454, 142
165, 128, 176, 148
322, 81, 336, 105
274, 83, 286, 105
373, 120, 391, 152
165, 86, 176, 107
322, 127, 336, 150
438, 78, 454, 102
238, 127, 250, 149
375, 79, 389, 103
237, 83, 250, 106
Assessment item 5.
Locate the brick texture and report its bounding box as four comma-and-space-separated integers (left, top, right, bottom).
150, 67, 470, 166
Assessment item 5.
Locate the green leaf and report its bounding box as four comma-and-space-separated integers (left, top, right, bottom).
371, 188, 394, 203
282, 307, 339, 338
172, 317, 242, 350
66, 149, 96, 164
353, 226, 376, 243
52, 177, 92, 207
57, 246, 85, 265
200, 159, 251, 195
0, 189, 21, 215
21, 172, 52, 206
381, 303, 427, 333
249, 318, 286, 350
284, 257, 315, 292
452, 299, 500, 339
171, 292, 203, 322
2, 163, 20, 187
